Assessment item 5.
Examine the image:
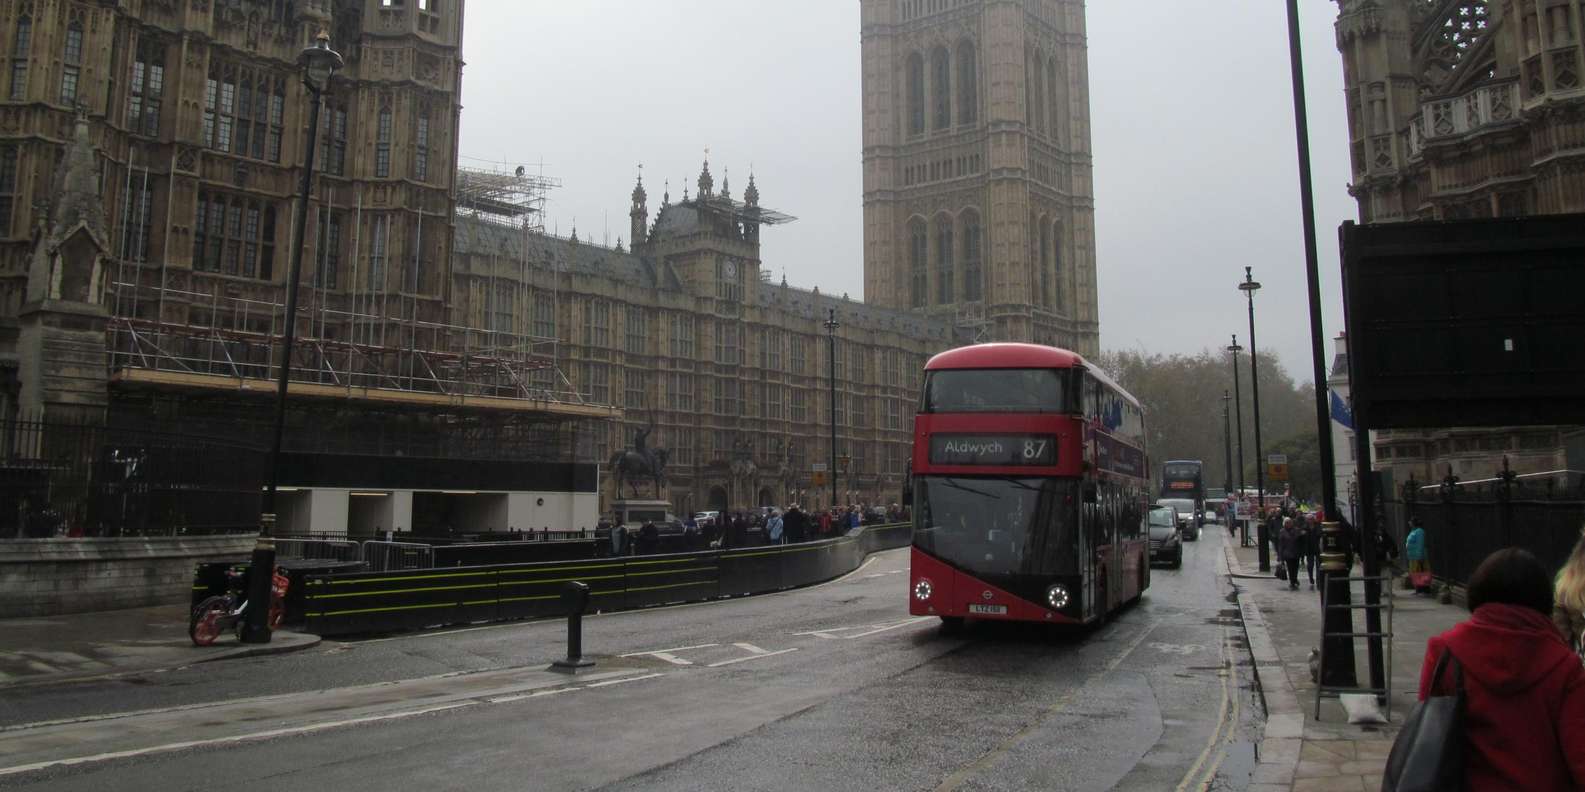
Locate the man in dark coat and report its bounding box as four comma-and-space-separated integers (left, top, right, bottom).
784, 505, 808, 543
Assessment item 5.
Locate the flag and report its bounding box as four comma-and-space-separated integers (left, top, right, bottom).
1329, 390, 1354, 430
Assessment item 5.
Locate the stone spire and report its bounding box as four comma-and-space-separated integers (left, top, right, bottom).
720, 170, 731, 203
630, 171, 648, 248
28, 109, 109, 305
50, 110, 109, 250
697, 157, 713, 199
662, 179, 671, 207
744, 173, 760, 206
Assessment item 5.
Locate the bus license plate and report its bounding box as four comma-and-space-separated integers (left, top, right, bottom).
967, 604, 1006, 615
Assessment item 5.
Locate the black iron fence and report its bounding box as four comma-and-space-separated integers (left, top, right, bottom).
0, 416, 264, 538
1393, 470, 1585, 587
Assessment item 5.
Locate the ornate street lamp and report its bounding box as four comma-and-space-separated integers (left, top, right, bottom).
1239, 267, 1268, 572
245, 32, 342, 644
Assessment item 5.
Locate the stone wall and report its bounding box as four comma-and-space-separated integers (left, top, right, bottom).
0, 536, 257, 618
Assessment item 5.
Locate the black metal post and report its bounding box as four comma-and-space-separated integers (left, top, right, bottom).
1222, 391, 1234, 497
1285, 0, 1372, 692
1243, 269, 1269, 572
262, 89, 323, 525
1229, 336, 1247, 544
552, 581, 595, 671
238, 539, 276, 643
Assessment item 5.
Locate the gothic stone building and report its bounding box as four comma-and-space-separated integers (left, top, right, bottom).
1335, 0, 1582, 483
0, 0, 1111, 522
860, 0, 1100, 354
450, 165, 954, 517
0, 0, 462, 417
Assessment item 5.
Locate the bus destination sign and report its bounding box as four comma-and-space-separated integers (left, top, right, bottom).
929, 434, 1058, 467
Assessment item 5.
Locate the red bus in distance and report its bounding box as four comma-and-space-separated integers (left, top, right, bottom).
909, 343, 1151, 628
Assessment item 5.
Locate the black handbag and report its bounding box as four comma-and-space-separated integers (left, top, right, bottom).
1275, 564, 1287, 581
1382, 649, 1465, 792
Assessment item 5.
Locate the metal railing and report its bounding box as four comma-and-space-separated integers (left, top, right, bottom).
0, 415, 264, 538
1393, 470, 1585, 586
275, 538, 362, 563
360, 540, 436, 572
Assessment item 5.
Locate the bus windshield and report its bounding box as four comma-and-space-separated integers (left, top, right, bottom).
914, 476, 1078, 578
1164, 463, 1201, 480
922, 369, 1067, 413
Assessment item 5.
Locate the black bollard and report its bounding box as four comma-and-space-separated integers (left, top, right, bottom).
239, 537, 276, 644
551, 581, 595, 672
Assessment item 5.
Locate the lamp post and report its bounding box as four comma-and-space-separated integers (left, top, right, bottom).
1222, 390, 1233, 500
1285, 0, 1370, 692
824, 308, 839, 510
1227, 336, 1246, 545
1239, 267, 1268, 573
245, 32, 342, 644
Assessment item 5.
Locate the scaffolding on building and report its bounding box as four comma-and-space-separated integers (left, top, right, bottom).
105, 280, 612, 419
456, 163, 561, 231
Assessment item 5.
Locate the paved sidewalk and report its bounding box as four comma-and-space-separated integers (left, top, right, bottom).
1224, 538, 1464, 791
0, 604, 319, 688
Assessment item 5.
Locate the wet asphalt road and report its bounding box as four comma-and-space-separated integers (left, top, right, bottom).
0, 526, 1260, 791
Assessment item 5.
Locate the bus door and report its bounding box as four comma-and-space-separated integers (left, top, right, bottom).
1084, 479, 1119, 619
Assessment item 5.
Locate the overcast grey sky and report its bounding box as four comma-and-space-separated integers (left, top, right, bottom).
458, 1, 1355, 386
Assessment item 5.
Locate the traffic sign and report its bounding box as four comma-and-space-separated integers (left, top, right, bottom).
1268, 453, 1290, 481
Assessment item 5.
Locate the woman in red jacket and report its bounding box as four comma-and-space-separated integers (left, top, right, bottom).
1419, 548, 1585, 790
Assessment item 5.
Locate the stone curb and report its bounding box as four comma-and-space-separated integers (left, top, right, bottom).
0, 630, 322, 691
1225, 543, 1302, 790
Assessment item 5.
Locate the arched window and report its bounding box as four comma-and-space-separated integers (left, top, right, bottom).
1046, 57, 1060, 141
957, 41, 977, 124
909, 218, 928, 307
935, 215, 954, 304
60, 22, 83, 105
128, 37, 165, 137
9, 16, 30, 101
1050, 55, 1069, 148
1052, 221, 1064, 310
1024, 48, 1033, 134
1038, 218, 1050, 307
931, 46, 951, 131
907, 53, 925, 136
961, 210, 983, 302
376, 106, 392, 177
1030, 49, 1046, 137
414, 104, 430, 181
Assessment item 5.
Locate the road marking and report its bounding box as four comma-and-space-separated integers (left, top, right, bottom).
933, 618, 1161, 792
0, 701, 475, 779
618, 643, 719, 666
1175, 630, 1238, 792
584, 672, 665, 688
1147, 642, 1206, 656
794, 617, 933, 640
706, 644, 799, 667
488, 687, 579, 704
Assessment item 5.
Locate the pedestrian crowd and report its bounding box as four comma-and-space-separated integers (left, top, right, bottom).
600, 502, 908, 557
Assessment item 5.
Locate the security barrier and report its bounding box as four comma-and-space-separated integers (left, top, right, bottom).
302, 522, 913, 636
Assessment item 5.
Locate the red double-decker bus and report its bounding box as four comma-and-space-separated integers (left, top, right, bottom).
909, 344, 1150, 628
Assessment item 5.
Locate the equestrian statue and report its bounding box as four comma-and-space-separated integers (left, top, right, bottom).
609, 424, 669, 498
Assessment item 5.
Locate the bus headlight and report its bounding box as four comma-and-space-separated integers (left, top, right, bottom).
1046, 584, 1070, 610
913, 579, 934, 601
